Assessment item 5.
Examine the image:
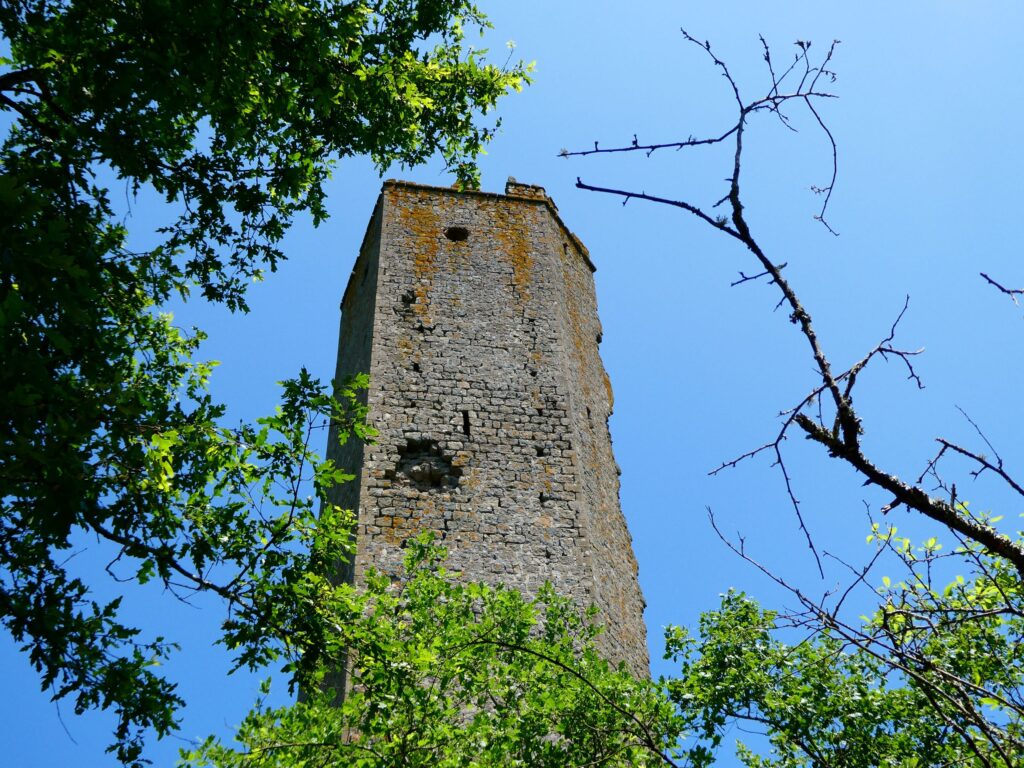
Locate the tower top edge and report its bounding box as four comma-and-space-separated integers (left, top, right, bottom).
381, 178, 596, 273
382, 177, 545, 202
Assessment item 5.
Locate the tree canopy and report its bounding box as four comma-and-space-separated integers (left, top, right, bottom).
184, 535, 684, 768
0, 1, 528, 762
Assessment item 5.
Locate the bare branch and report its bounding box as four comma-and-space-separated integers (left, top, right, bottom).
980, 272, 1024, 305
571, 35, 1024, 580
558, 127, 739, 159
936, 438, 1024, 500
731, 266, 782, 287
804, 93, 840, 234
772, 439, 824, 577
574, 178, 743, 240
840, 296, 925, 400
794, 413, 1024, 578
957, 405, 1004, 464
709, 440, 778, 475
823, 531, 887, 618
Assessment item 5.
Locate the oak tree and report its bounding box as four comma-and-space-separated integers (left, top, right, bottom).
0, 1, 528, 763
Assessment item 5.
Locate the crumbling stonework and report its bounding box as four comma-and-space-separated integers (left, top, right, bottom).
327, 178, 648, 675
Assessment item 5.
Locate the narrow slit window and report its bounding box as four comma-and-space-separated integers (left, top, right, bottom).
462, 410, 471, 437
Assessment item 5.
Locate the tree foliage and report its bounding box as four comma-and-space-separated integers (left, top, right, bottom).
0, 1, 528, 762
667, 541, 1024, 767
185, 535, 685, 768
181, 529, 1024, 768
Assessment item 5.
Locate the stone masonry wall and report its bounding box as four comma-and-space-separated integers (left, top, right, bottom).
328, 179, 648, 675
325, 199, 382, 584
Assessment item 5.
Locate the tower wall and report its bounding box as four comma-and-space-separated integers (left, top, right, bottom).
329, 179, 648, 675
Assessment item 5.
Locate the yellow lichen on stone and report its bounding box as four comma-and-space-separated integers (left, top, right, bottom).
491, 203, 533, 307
393, 187, 442, 325
602, 369, 614, 411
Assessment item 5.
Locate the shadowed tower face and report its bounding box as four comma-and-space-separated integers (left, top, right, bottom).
328, 178, 648, 675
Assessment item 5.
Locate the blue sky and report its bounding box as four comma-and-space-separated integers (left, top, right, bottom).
5, 2, 1024, 764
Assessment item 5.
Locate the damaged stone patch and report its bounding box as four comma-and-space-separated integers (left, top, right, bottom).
386, 438, 462, 490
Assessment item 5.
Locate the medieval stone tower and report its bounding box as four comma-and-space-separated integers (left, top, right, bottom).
327, 178, 648, 675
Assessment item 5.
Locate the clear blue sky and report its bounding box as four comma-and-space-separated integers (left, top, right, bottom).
5, 2, 1024, 764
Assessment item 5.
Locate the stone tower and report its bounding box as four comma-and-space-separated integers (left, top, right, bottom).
328, 178, 648, 675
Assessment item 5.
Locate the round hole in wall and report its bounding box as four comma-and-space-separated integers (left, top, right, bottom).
443, 226, 469, 242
